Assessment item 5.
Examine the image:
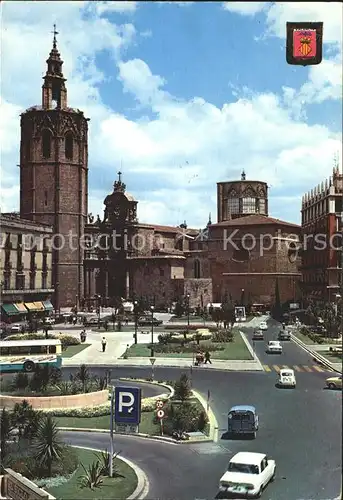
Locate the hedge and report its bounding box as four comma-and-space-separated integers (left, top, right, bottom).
42, 394, 171, 417
3, 332, 80, 348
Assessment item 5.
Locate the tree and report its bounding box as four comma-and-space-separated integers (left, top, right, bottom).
33, 415, 64, 477
272, 278, 282, 321
12, 401, 42, 440
174, 373, 192, 401
174, 298, 185, 317
0, 408, 14, 463
221, 300, 236, 328
75, 364, 90, 392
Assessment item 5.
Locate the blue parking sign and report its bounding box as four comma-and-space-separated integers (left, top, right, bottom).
114, 386, 141, 425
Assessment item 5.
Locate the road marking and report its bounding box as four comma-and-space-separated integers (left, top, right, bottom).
312, 365, 325, 372
293, 365, 302, 372
302, 366, 312, 372
263, 365, 271, 372
273, 365, 281, 372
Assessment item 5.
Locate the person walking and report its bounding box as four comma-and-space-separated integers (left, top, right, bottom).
101, 337, 107, 352
204, 350, 212, 364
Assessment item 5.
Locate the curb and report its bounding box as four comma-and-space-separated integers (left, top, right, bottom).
291, 334, 342, 374
118, 378, 175, 398
240, 331, 264, 371
71, 445, 149, 499
191, 389, 219, 443
63, 361, 263, 371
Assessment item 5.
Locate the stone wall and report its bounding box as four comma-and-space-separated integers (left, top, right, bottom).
0, 389, 108, 410
184, 278, 213, 308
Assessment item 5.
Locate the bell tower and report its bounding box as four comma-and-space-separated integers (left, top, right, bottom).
19, 26, 89, 309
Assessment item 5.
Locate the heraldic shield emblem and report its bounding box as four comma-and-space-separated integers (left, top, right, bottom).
286, 22, 323, 65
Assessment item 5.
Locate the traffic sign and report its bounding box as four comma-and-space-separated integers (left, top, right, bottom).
114, 386, 141, 425
150, 358, 156, 365
156, 400, 164, 409
156, 409, 165, 419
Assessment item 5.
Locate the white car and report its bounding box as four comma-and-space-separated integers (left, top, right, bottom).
219, 452, 276, 498
44, 317, 55, 325
259, 321, 268, 330
266, 340, 282, 354
278, 368, 296, 388
10, 324, 22, 333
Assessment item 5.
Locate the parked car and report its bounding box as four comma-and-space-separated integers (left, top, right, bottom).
278, 330, 291, 341
277, 368, 296, 388
252, 329, 264, 340
137, 317, 163, 326
44, 317, 55, 325
219, 452, 276, 498
84, 317, 104, 327
325, 375, 342, 390
266, 340, 282, 354
259, 321, 268, 331
9, 324, 24, 333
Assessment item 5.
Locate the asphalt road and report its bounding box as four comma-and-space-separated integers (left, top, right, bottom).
63, 319, 342, 500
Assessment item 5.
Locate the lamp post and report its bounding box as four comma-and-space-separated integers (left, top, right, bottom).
134, 300, 138, 345
150, 305, 155, 357
187, 293, 190, 333
96, 294, 101, 327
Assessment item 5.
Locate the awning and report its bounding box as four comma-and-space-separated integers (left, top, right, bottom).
14, 303, 28, 313
33, 301, 45, 311
43, 300, 54, 311
24, 302, 39, 311
1, 303, 19, 316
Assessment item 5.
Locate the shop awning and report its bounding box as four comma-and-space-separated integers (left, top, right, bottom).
1, 303, 19, 316
43, 300, 54, 311
14, 303, 28, 313
24, 302, 39, 311
34, 301, 45, 311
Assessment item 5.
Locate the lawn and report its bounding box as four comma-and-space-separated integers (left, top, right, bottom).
292, 329, 315, 345
47, 447, 137, 499
56, 411, 160, 435
317, 350, 343, 363
62, 344, 91, 358
124, 331, 252, 360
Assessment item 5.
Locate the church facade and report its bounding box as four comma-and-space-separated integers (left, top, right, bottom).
13, 32, 302, 311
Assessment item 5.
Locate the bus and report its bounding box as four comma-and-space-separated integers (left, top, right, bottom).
0, 339, 62, 373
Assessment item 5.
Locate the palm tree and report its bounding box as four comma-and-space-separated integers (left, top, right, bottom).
33, 415, 64, 477
0, 408, 14, 463
76, 364, 90, 392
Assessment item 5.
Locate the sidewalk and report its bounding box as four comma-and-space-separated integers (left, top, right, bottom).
61, 320, 264, 371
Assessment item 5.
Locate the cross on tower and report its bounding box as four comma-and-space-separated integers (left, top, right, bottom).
51, 24, 59, 48
117, 171, 122, 182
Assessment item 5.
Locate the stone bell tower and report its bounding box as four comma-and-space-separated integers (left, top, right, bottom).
19, 26, 89, 309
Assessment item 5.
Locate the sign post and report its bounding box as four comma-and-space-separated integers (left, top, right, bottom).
114, 386, 142, 435
109, 386, 115, 477
156, 401, 165, 436
207, 389, 210, 413
150, 357, 156, 380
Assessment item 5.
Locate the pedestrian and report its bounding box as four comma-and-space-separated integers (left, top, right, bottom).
104, 321, 108, 332
204, 350, 212, 364
125, 317, 129, 326
101, 337, 107, 352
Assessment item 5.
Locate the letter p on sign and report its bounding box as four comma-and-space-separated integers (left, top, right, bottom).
118, 391, 135, 412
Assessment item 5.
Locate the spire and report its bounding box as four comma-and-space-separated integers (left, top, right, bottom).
208, 212, 212, 225
42, 24, 67, 109
241, 169, 246, 181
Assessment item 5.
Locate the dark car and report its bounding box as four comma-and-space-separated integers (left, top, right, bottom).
252, 329, 264, 340
84, 317, 104, 327
137, 317, 163, 327
278, 330, 291, 341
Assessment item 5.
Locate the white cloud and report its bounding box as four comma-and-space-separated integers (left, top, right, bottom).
222, 2, 268, 15
0, 1, 342, 229
96, 1, 138, 15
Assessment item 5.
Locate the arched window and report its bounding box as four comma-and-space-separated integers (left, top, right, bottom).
42, 130, 52, 159
65, 132, 74, 160
194, 259, 201, 279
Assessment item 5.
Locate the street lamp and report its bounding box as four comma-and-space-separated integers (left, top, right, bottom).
96, 294, 101, 327
134, 300, 138, 344
187, 293, 190, 333
150, 305, 155, 357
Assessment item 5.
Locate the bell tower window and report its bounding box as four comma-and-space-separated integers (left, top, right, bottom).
42, 130, 52, 159
194, 259, 201, 279
65, 132, 74, 160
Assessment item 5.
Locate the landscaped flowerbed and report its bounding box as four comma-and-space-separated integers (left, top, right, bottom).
4, 332, 80, 349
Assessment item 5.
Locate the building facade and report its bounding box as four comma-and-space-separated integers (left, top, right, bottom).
19, 31, 89, 309
0, 213, 54, 322
301, 164, 342, 303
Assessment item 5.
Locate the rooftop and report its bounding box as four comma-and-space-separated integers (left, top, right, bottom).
230, 452, 266, 465
210, 214, 300, 229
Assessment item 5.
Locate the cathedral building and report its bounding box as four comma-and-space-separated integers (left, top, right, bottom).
6, 31, 302, 312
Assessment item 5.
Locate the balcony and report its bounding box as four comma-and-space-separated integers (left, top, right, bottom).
1, 287, 54, 295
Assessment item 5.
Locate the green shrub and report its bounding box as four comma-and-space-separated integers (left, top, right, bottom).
154, 342, 225, 354
3, 332, 80, 347
212, 330, 234, 343
164, 324, 218, 331
163, 402, 207, 435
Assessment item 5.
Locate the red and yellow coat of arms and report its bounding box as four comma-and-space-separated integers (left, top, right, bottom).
293, 29, 317, 58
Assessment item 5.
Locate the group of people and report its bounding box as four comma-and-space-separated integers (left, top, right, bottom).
195, 350, 211, 365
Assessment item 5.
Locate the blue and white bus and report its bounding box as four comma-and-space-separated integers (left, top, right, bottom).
0, 339, 62, 373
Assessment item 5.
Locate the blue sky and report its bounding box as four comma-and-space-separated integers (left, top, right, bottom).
1, 1, 342, 227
